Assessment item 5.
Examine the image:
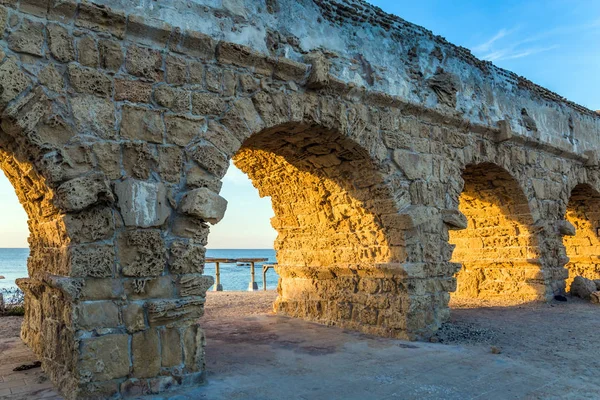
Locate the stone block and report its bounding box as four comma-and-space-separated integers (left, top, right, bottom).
20, 0, 48, 17
120, 105, 165, 144
305, 52, 331, 89
155, 85, 190, 113
183, 323, 205, 372
93, 142, 122, 180
441, 209, 467, 230
80, 278, 123, 301
8, 18, 44, 56
55, 172, 114, 212
119, 229, 166, 277
132, 329, 161, 378
122, 141, 155, 180
191, 92, 227, 116
158, 145, 183, 183
185, 162, 223, 193
205, 66, 222, 92
179, 187, 228, 224
122, 303, 146, 333
79, 334, 130, 381
46, 23, 75, 63
166, 54, 188, 85
165, 114, 204, 146
99, 39, 124, 71
171, 215, 210, 243
571, 276, 596, 300
74, 300, 120, 330
175, 30, 216, 59
557, 220, 576, 236
48, 0, 78, 22
188, 61, 204, 85
0, 6, 6, 34
169, 240, 206, 274
68, 64, 113, 97
126, 14, 172, 47
146, 297, 205, 327
0, 59, 31, 108
39, 64, 64, 92
273, 57, 309, 82
115, 79, 152, 103
77, 36, 99, 67
217, 42, 272, 75
204, 121, 242, 155
177, 274, 214, 297
71, 95, 116, 139
161, 328, 182, 367
114, 179, 171, 228
126, 45, 163, 81
187, 142, 229, 178
124, 276, 174, 300
64, 206, 115, 243
70, 244, 115, 278
75, 1, 126, 38
393, 149, 433, 180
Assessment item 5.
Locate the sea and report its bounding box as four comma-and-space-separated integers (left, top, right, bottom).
0, 248, 279, 292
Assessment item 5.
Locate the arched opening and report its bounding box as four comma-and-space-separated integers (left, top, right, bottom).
563, 184, 600, 290
449, 163, 545, 302
213, 121, 406, 334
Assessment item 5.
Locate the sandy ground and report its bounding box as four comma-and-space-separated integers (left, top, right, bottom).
1, 291, 600, 399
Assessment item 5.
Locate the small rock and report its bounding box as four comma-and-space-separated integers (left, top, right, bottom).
429, 336, 439, 343
554, 294, 567, 302
570, 276, 597, 300
491, 346, 501, 354
590, 292, 600, 304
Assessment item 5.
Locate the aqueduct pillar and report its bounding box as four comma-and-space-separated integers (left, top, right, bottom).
0, 0, 598, 398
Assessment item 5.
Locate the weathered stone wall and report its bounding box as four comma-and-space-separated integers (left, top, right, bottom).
0, 0, 598, 399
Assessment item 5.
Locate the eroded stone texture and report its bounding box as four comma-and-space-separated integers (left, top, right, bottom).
1, 0, 599, 398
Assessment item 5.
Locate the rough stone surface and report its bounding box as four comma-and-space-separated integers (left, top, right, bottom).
1, 0, 599, 398
570, 276, 597, 300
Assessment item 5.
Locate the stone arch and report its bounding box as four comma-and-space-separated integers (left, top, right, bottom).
448, 163, 546, 301
563, 183, 600, 290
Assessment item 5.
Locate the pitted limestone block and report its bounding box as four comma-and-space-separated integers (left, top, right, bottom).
220, 98, 264, 142
67, 64, 113, 97
557, 220, 576, 236
591, 292, 600, 304
120, 105, 165, 143
93, 142, 122, 180
0, 59, 31, 107
132, 329, 161, 378
8, 18, 44, 56
0, 6, 7, 33
571, 276, 597, 300
187, 142, 229, 178
42, 274, 84, 300
176, 30, 216, 59
80, 278, 123, 300
98, 39, 124, 71
115, 79, 152, 103
161, 328, 182, 367
155, 85, 190, 113
185, 163, 223, 193
146, 297, 205, 327
71, 95, 116, 139
39, 64, 64, 92
124, 276, 174, 299
166, 54, 188, 85
119, 229, 166, 277
204, 121, 242, 155
179, 187, 228, 224
393, 149, 434, 180
205, 67, 223, 93
64, 206, 115, 243
55, 173, 114, 212
177, 275, 214, 297
114, 179, 171, 228
77, 36, 99, 67
79, 334, 130, 381
217, 42, 272, 75
75, 1, 126, 38
70, 244, 116, 278
78, 381, 120, 400
191, 92, 227, 116
273, 57, 309, 82
122, 303, 146, 333
183, 323, 206, 372
441, 209, 467, 230
169, 241, 206, 274
496, 119, 513, 142
158, 146, 183, 183
165, 114, 205, 146
383, 206, 439, 230
188, 61, 204, 85
126, 44, 163, 81
122, 142, 156, 180
46, 23, 75, 63
74, 301, 120, 330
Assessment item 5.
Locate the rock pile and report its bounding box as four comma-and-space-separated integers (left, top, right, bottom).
570, 276, 600, 303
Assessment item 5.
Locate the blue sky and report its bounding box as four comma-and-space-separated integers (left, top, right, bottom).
0, 0, 598, 248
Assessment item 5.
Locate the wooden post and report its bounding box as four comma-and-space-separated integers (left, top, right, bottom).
248, 262, 258, 291
262, 265, 267, 291
214, 262, 223, 291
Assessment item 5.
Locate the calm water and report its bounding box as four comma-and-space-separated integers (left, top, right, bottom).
0, 248, 278, 292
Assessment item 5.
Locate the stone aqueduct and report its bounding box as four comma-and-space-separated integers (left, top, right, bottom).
0, 0, 598, 398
